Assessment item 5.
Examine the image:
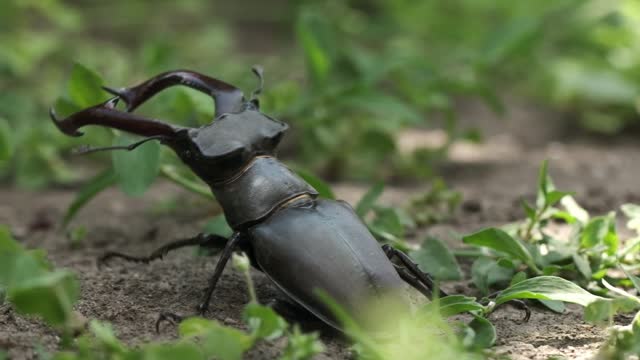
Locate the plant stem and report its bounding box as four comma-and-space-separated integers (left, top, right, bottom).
160, 165, 213, 199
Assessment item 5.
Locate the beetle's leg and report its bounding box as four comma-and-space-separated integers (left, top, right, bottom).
392, 264, 432, 298
155, 312, 185, 333
98, 233, 228, 267
102, 70, 245, 117
382, 244, 448, 297
196, 232, 242, 315
485, 291, 531, 323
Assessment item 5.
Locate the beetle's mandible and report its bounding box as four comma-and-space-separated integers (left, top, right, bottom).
50, 67, 450, 330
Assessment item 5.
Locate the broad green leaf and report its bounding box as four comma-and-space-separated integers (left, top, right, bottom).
621, 266, 640, 294
243, 303, 287, 340
510, 271, 527, 286
580, 214, 618, 255
199, 323, 253, 360
203, 215, 233, 238
9, 270, 79, 325
538, 299, 565, 313
435, 295, 485, 317
410, 237, 462, 281
495, 276, 603, 307
0, 118, 12, 162
545, 190, 573, 207
179, 317, 216, 337
63, 169, 117, 227
584, 297, 639, 325
280, 326, 325, 360
355, 182, 384, 217
112, 134, 161, 196
468, 316, 496, 349
561, 196, 589, 224
296, 169, 335, 199
572, 254, 592, 280
621, 203, 640, 231
463, 228, 538, 272
89, 320, 125, 353
0, 225, 21, 253
180, 318, 253, 360
67, 63, 107, 107
471, 257, 513, 295
142, 343, 203, 360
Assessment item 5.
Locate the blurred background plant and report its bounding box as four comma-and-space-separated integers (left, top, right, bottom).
2, 0, 639, 191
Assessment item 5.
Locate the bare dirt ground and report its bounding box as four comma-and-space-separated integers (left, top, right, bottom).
1, 99, 640, 359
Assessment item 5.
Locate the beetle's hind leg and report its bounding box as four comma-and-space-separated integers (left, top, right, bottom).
382, 244, 448, 298
98, 233, 228, 267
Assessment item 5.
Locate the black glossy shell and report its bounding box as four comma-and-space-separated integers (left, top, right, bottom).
211, 157, 318, 229
190, 110, 287, 161
248, 199, 406, 328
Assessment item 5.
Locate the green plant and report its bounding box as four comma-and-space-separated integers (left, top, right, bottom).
457, 161, 640, 311
0, 224, 324, 359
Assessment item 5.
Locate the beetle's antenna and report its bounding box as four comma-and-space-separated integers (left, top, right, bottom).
73, 135, 169, 155
249, 65, 264, 105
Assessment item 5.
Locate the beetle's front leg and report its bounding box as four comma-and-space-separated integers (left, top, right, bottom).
154, 232, 243, 332
98, 232, 228, 267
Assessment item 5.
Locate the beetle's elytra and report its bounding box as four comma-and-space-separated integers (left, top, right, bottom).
50, 67, 445, 330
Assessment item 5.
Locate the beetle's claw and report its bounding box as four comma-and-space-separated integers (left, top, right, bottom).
49, 106, 83, 137
155, 312, 184, 333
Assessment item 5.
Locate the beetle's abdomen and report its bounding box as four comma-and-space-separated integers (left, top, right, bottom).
210, 156, 318, 229
248, 199, 406, 328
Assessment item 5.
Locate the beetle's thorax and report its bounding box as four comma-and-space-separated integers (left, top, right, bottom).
209, 156, 318, 229
173, 109, 318, 229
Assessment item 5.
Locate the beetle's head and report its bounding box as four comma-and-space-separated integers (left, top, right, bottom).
50, 66, 283, 183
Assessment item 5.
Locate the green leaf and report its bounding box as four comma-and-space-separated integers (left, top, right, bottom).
89, 320, 125, 353
112, 134, 161, 196
584, 297, 639, 325
9, 270, 79, 325
295, 169, 335, 199
180, 318, 253, 360
62, 169, 117, 227
510, 271, 527, 286
203, 215, 233, 238
537, 159, 551, 207
67, 63, 107, 107
355, 182, 384, 217
142, 343, 203, 360
572, 254, 592, 280
243, 303, 287, 340
580, 214, 618, 255
471, 257, 513, 295
495, 276, 603, 307
560, 196, 589, 224
521, 200, 535, 220
296, 10, 332, 86
621, 266, 640, 294
0, 118, 13, 162
410, 237, 462, 281
545, 190, 573, 207
468, 316, 496, 349
435, 295, 485, 317
280, 326, 325, 360
463, 228, 538, 272
538, 299, 565, 313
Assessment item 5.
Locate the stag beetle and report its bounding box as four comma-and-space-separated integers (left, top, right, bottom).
49, 67, 509, 330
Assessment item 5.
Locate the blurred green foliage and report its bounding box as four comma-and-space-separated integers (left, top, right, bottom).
1, 0, 639, 189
